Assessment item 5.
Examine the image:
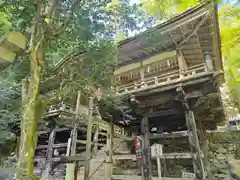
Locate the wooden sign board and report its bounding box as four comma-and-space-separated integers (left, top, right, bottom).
151, 144, 163, 157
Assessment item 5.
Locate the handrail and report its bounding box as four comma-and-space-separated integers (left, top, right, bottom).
118, 68, 180, 90
116, 63, 207, 94
89, 139, 127, 180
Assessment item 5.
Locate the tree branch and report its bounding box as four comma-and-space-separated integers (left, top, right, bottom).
47, 0, 59, 18
52, 0, 82, 36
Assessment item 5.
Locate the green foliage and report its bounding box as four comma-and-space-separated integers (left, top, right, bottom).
141, 0, 201, 22
219, 3, 240, 110
0, 0, 152, 164
0, 76, 21, 158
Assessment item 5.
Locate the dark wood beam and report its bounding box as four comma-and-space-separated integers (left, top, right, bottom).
148, 109, 182, 118
149, 131, 188, 140
179, 12, 210, 47
36, 143, 68, 150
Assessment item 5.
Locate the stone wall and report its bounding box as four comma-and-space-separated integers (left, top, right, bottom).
206, 131, 240, 180
112, 132, 240, 179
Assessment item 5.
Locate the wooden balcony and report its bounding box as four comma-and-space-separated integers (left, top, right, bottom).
115, 63, 213, 96
43, 102, 123, 136
44, 103, 88, 117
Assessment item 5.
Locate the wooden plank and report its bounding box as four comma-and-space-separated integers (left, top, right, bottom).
149, 131, 189, 139
36, 143, 68, 150
185, 110, 205, 179
153, 153, 198, 159
105, 121, 114, 180
99, 132, 107, 136
122, 131, 189, 142
76, 140, 105, 146
141, 116, 152, 180
38, 127, 70, 135
42, 129, 56, 178
84, 97, 94, 180
60, 155, 85, 162
111, 175, 194, 180
100, 153, 201, 161
70, 124, 78, 156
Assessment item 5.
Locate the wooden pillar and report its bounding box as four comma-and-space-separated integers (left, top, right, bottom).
140, 62, 145, 87
177, 50, 188, 77
163, 159, 168, 177
72, 124, 78, 180
204, 52, 213, 71
105, 120, 114, 180
84, 96, 94, 180
185, 110, 205, 179
141, 116, 152, 180
93, 120, 99, 155
42, 128, 56, 178
93, 105, 101, 155
66, 124, 78, 180
75, 91, 81, 116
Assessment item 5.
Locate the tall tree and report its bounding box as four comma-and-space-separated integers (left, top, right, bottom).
219, 3, 240, 111
1, 0, 152, 178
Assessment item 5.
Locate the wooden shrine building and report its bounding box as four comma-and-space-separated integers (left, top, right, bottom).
35, 1, 224, 180
112, 1, 224, 179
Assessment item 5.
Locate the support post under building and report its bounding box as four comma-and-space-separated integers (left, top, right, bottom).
141, 116, 152, 180
42, 128, 56, 178
176, 87, 205, 179
105, 120, 114, 180
84, 97, 94, 180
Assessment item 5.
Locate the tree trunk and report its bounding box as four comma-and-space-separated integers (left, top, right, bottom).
17, 36, 45, 179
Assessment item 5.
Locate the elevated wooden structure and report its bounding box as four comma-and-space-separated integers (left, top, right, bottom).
35, 1, 224, 180
110, 1, 224, 180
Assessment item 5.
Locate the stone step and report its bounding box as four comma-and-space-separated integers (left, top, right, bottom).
111, 175, 194, 180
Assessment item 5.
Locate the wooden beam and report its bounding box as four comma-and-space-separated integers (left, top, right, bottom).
70, 124, 78, 156
36, 143, 68, 150
76, 140, 105, 146
105, 120, 114, 180
141, 116, 152, 180
148, 109, 182, 118
177, 49, 188, 75
153, 153, 203, 159
42, 129, 56, 178
179, 12, 210, 47
38, 127, 70, 135
112, 175, 194, 180
149, 131, 189, 140
122, 131, 189, 141
75, 91, 81, 116
185, 110, 205, 179
93, 122, 99, 155
84, 96, 94, 180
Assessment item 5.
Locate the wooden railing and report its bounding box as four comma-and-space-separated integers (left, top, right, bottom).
93, 120, 123, 137
117, 58, 178, 85
45, 103, 123, 136
116, 63, 209, 95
